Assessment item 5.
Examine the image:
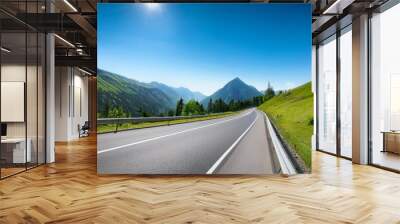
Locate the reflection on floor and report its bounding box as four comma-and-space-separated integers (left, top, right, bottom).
0, 135, 400, 223
0, 167, 25, 178
372, 150, 400, 171
0, 162, 43, 179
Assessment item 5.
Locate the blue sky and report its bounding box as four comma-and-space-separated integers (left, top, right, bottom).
98, 3, 311, 95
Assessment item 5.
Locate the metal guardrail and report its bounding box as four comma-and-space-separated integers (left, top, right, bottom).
97, 113, 231, 133
263, 112, 297, 176
97, 114, 217, 125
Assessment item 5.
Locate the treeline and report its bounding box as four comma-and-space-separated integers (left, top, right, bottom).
98, 96, 265, 118
175, 99, 205, 116
173, 95, 265, 116
204, 97, 264, 114
99, 81, 277, 118
98, 104, 130, 118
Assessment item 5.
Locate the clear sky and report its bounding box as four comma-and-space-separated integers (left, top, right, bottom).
98, 3, 311, 96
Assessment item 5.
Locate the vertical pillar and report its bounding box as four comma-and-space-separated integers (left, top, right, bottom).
46, 33, 55, 163
336, 30, 341, 156
45, 1, 55, 163
352, 14, 369, 164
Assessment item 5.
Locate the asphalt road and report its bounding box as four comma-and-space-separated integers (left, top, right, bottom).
98, 109, 277, 174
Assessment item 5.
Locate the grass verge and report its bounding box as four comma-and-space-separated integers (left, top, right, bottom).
258, 82, 313, 168
97, 111, 237, 134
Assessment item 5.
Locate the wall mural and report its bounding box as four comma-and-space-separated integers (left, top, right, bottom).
97, 3, 312, 175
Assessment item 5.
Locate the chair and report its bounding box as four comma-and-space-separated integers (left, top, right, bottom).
79, 121, 90, 138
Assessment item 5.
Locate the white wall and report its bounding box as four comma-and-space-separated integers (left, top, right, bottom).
1, 63, 46, 164
72, 72, 89, 138
55, 67, 89, 141
55, 67, 70, 141
1, 65, 41, 138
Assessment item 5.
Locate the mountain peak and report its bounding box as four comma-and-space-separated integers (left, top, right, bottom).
231, 77, 243, 82
225, 77, 247, 88
225, 77, 246, 87
201, 77, 263, 105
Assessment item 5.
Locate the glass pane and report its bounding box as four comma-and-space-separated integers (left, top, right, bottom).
27, 31, 38, 169
318, 36, 337, 154
371, 4, 400, 171
340, 28, 352, 158
1, 31, 27, 177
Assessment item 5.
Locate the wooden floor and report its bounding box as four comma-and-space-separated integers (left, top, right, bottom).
1, 136, 400, 223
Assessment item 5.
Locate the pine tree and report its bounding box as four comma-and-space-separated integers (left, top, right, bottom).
207, 99, 213, 113
103, 100, 111, 118
264, 81, 275, 101
175, 98, 184, 116
228, 99, 235, 111
167, 110, 174, 117
199, 104, 205, 115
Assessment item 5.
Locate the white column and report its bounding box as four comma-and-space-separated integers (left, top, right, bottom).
46, 32, 55, 163
352, 14, 369, 164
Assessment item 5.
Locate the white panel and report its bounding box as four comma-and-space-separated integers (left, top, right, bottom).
1, 82, 25, 122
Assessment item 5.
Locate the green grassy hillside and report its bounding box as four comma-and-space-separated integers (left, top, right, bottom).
258, 82, 313, 168
97, 69, 174, 117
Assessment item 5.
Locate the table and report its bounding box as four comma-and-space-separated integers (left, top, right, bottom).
1, 138, 31, 164
381, 131, 400, 154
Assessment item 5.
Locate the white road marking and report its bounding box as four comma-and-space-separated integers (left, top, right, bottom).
98, 109, 255, 154
206, 112, 259, 174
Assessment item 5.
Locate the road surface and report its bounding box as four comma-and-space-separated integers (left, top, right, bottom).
98, 109, 277, 174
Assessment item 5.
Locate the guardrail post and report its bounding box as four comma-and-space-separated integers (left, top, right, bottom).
115, 120, 119, 133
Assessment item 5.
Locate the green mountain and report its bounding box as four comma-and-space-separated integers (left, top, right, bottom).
149, 82, 180, 104
98, 70, 263, 117
258, 82, 313, 169
97, 69, 174, 117
201, 77, 262, 105
149, 82, 206, 103
175, 87, 206, 102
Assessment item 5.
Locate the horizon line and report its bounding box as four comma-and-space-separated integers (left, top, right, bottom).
97, 67, 306, 94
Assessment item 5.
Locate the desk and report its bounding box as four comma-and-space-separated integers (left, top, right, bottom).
1, 138, 31, 163
382, 131, 400, 154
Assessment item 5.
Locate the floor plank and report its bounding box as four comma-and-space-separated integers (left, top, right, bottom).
0, 135, 399, 223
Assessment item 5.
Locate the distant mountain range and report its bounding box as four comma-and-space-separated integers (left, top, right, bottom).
98, 69, 263, 117
149, 82, 206, 102
98, 69, 206, 116
201, 77, 263, 105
